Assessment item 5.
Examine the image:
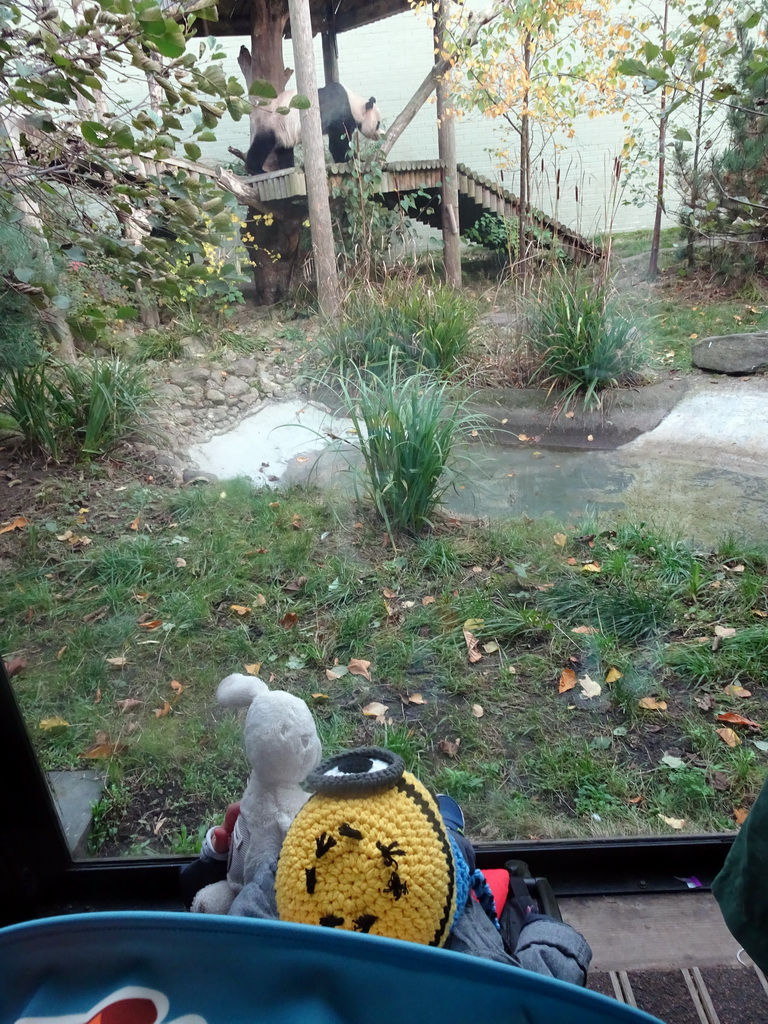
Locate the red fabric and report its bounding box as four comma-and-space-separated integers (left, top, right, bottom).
482, 868, 510, 917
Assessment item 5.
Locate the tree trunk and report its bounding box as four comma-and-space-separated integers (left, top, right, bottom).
287, 0, 340, 317
686, 76, 707, 270
648, 0, 670, 279
434, 0, 461, 288
517, 32, 532, 282
242, 202, 305, 305
242, 2, 292, 140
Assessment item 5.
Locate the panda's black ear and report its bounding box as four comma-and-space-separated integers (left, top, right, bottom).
366, 97, 376, 110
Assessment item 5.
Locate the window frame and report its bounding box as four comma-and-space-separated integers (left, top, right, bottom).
0, 658, 734, 926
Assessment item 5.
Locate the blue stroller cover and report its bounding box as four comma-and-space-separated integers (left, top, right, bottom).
0, 911, 662, 1024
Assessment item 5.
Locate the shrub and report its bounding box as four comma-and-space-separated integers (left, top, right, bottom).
319, 281, 478, 376
527, 273, 646, 410
465, 211, 519, 255
337, 365, 476, 535
1, 358, 150, 460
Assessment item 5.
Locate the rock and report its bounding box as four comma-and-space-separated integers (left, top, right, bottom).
223, 375, 250, 398
187, 366, 213, 383
205, 387, 227, 404
229, 357, 258, 377
167, 366, 191, 386
181, 384, 205, 403
182, 336, 208, 359
156, 383, 185, 400
182, 468, 218, 485
692, 332, 768, 375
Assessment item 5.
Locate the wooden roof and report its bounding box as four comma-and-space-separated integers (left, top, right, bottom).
203, 0, 412, 38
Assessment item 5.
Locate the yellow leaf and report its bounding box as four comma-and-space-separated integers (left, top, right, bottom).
572, 625, 599, 634
605, 667, 622, 683
105, 656, 127, 668
581, 562, 601, 572
362, 701, 388, 717
714, 625, 737, 638
254, 594, 267, 606
463, 618, 485, 632
244, 663, 262, 676
408, 693, 427, 705
39, 716, 70, 730
717, 727, 741, 747
553, 533, 567, 547
689, 333, 698, 339
658, 814, 686, 830
55, 646, 67, 660
230, 604, 252, 616
421, 595, 436, 606
348, 658, 372, 681
638, 697, 668, 711
312, 692, 330, 700
734, 807, 750, 825
471, 703, 484, 718
482, 641, 500, 654
752, 610, 768, 618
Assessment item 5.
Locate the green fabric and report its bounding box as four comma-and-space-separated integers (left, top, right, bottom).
712, 777, 768, 972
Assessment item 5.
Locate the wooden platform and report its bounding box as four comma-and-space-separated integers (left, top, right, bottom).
242, 159, 602, 260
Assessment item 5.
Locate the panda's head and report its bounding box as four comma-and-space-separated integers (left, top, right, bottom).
357, 96, 382, 140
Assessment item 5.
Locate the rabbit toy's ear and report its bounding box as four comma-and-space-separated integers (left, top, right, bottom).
217, 673, 269, 708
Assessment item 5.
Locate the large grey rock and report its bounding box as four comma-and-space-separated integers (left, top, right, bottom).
223, 375, 250, 398
229, 357, 258, 377
156, 382, 184, 400
182, 336, 208, 358
692, 332, 768, 374
205, 387, 227, 404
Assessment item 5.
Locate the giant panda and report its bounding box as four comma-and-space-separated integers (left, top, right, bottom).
245, 81, 382, 176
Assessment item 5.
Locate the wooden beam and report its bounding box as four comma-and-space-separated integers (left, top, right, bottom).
433, 0, 461, 288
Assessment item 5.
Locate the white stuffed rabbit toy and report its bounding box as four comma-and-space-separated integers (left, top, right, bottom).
191, 673, 322, 915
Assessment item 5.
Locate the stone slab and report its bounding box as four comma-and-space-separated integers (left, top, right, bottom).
692, 332, 768, 374
560, 893, 741, 972
47, 769, 104, 857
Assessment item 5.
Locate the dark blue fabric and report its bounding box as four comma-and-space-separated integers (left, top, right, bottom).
0, 911, 662, 1024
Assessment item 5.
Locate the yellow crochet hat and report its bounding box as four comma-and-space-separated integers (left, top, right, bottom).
275, 747, 460, 946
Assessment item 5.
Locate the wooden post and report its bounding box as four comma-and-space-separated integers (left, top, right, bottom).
433, 0, 461, 288
287, 0, 341, 317
322, 4, 339, 84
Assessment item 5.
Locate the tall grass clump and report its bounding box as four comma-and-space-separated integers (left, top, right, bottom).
319, 280, 478, 376
527, 272, 646, 410
338, 365, 475, 535
1, 357, 150, 460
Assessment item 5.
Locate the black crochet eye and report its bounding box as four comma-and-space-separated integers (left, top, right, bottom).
306, 747, 405, 796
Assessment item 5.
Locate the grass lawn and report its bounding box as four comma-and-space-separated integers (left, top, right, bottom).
4, 468, 768, 856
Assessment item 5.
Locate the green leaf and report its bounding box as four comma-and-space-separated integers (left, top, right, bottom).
115, 305, 139, 319
702, 14, 720, 28
194, 5, 218, 20
111, 125, 135, 148
52, 294, 71, 309
196, 130, 217, 142
673, 128, 692, 142
289, 93, 311, 110
80, 120, 111, 145
152, 20, 186, 58
643, 42, 660, 61
184, 142, 201, 160
13, 267, 35, 284
249, 79, 277, 98
616, 58, 648, 77
740, 10, 761, 29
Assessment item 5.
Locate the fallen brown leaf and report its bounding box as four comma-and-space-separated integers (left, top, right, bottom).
581, 562, 601, 573
734, 807, 750, 825
279, 611, 299, 630
658, 814, 686, 830
116, 698, 143, 713
579, 675, 602, 699
138, 619, 163, 630
79, 740, 125, 758
724, 684, 752, 698
132, 592, 150, 603
695, 694, 714, 711
175, 557, 187, 568
709, 771, 730, 792
471, 703, 484, 718
714, 625, 737, 638
628, 796, 644, 805
244, 663, 262, 676
82, 606, 108, 624
571, 625, 599, 635
565, 410, 575, 419
605, 667, 622, 683
170, 679, 184, 694
154, 701, 172, 718
717, 712, 760, 727
553, 533, 567, 547
0, 516, 29, 534
422, 595, 436, 606
254, 594, 267, 606
382, 587, 397, 599
312, 693, 330, 701
752, 609, 768, 618
55, 646, 67, 661
408, 693, 427, 705
4, 656, 27, 678
230, 604, 251, 616
291, 513, 302, 530
105, 656, 127, 668
438, 737, 461, 757
94, 688, 102, 704
463, 630, 482, 664
283, 576, 308, 592
566, 557, 578, 565
362, 701, 388, 718
129, 517, 140, 531
717, 727, 741, 747
348, 658, 372, 681
559, 668, 577, 693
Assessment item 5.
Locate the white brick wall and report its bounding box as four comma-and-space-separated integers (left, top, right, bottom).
123, 6, 674, 234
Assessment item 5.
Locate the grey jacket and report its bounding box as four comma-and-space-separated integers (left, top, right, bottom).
230, 861, 592, 987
